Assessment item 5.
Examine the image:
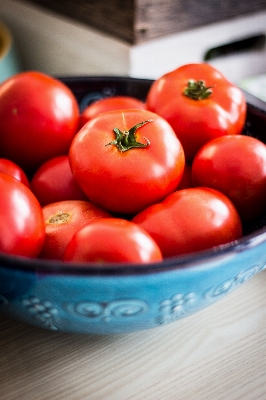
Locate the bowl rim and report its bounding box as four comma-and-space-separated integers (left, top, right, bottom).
1, 75, 266, 276
1, 220, 266, 276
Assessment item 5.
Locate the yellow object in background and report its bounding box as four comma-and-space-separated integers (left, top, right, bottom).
0, 20, 22, 83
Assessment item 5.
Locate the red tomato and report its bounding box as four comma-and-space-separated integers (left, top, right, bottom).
0, 71, 79, 172
31, 155, 87, 206
40, 200, 112, 260
146, 63, 247, 161
0, 173, 45, 257
63, 218, 163, 263
80, 95, 146, 128
192, 135, 266, 221
69, 109, 185, 214
132, 187, 242, 258
0, 158, 30, 187
175, 163, 192, 190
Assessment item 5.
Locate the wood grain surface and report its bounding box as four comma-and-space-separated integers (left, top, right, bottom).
24, 0, 266, 44
1, 270, 266, 400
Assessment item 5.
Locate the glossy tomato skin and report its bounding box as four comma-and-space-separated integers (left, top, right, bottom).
80, 95, 146, 128
0, 71, 80, 172
132, 187, 242, 258
192, 135, 266, 221
0, 158, 30, 187
146, 63, 247, 161
69, 109, 185, 214
40, 200, 112, 260
63, 218, 163, 264
0, 173, 45, 257
31, 155, 87, 206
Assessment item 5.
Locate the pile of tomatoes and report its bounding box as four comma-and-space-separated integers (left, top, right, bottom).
1, 63, 266, 264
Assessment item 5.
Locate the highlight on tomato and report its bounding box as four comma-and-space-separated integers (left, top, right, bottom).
146, 63, 247, 161
0, 172, 45, 258
0, 71, 80, 172
0, 158, 30, 187
192, 135, 266, 221
132, 187, 242, 258
69, 109, 185, 214
63, 218, 163, 264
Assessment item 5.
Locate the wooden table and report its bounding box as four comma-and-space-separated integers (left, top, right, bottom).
1, 270, 266, 400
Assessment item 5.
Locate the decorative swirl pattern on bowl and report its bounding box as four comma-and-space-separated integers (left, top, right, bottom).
204, 263, 266, 300
65, 299, 148, 322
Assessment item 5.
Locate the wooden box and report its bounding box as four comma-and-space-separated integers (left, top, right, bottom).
1, 0, 266, 85
24, 0, 266, 44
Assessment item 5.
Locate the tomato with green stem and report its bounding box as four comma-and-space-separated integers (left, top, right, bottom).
146, 63, 247, 161
69, 109, 185, 214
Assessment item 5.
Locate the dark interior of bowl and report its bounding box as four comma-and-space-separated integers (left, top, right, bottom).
1, 75, 266, 273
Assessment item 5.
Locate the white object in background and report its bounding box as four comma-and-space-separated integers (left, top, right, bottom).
130, 12, 266, 85
0, 0, 266, 84
240, 74, 266, 102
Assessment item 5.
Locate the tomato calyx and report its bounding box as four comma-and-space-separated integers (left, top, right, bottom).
105, 119, 152, 152
47, 210, 71, 224
183, 79, 213, 100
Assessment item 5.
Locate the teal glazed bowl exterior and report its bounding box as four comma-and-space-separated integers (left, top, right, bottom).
1, 76, 266, 335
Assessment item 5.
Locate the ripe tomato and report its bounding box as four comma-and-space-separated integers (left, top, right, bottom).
40, 200, 112, 260
80, 95, 146, 128
63, 218, 163, 263
0, 173, 45, 257
132, 187, 242, 258
0, 71, 79, 172
192, 135, 266, 221
175, 163, 192, 190
31, 155, 87, 206
69, 109, 185, 214
146, 63, 247, 161
0, 158, 30, 187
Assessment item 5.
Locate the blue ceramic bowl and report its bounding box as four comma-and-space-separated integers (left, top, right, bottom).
1, 76, 266, 335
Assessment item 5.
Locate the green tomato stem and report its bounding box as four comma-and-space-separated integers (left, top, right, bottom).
183, 79, 213, 100
105, 119, 152, 152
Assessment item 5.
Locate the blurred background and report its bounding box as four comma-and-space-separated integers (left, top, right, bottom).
0, 0, 266, 100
